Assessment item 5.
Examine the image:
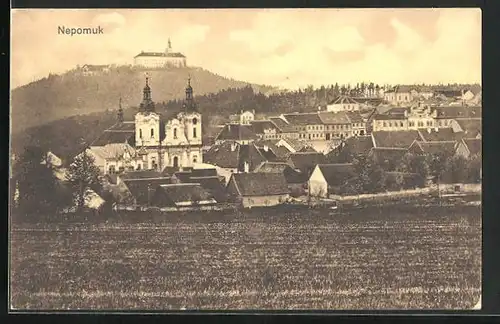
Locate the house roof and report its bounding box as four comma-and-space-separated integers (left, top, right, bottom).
417, 128, 462, 142
88, 143, 136, 160
329, 95, 359, 105
91, 130, 135, 146
318, 111, 351, 124
119, 170, 165, 180
283, 167, 308, 184
250, 120, 281, 134
134, 51, 186, 58
215, 124, 258, 142
190, 168, 218, 178
343, 135, 374, 155
316, 163, 356, 186
463, 138, 481, 156
372, 113, 406, 121
229, 172, 290, 196
82, 64, 109, 71
204, 142, 240, 169
269, 117, 294, 132
157, 183, 213, 204
123, 177, 173, 205
385, 85, 416, 94
434, 89, 463, 98
283, 113, 323, 125
435, 106, 482, 119
238, 143, 268, 172
409, 141, 457, 155
344, 111, 364, 123
254, 162, 292, 173
372, 130, 423, 148
107, 121, 136, 131
455, 118, 482, 138
254, 140, 292, 161
288, 152, 327, 172
278, 138, 309, 152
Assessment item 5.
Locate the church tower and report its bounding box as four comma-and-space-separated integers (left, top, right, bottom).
181, 77, 203, 164
117, 97, 124, 123
135, 76, 161, 148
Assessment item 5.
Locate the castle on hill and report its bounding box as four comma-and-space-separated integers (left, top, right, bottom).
86, 76, 202, 175
133, 38, 187, 69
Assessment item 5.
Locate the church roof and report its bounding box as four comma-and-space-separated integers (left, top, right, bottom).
91, 130, 135, 146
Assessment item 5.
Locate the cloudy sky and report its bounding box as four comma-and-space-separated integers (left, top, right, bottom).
11, 8, 481, 89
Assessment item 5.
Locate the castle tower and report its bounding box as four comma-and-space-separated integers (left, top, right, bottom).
139, 76, 155, 113
117, 97, 124, 123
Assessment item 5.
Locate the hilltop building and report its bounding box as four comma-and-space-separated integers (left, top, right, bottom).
86, 76, 202, 174
133, 39, 187, 69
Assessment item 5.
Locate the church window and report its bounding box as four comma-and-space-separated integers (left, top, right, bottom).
193, 127, 197, 138
151, 128, 154, 137
173, 128, 178, 139
136, 164, 142, 170
173, 156, 179, 168
400, 122, 404, 127
109, 165, 116, 174
118, 166, 125, 173
193, 155, 198, 163
193, 118, 198, 125
139, 129, 143, 138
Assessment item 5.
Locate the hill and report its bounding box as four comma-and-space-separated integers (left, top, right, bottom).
11, 65, 276, 133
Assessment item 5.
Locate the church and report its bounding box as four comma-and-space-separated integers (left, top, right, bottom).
133, 39, 187, 69
87, 77, 203, 175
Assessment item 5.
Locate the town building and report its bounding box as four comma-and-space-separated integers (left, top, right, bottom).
226, 172, 290, 208
133, 39, 187, 69
87, 76, 202, 175
384, 85, 418, 105
326, 95, 360, 112
229, 110, 255, 125
455, 138, 482, 159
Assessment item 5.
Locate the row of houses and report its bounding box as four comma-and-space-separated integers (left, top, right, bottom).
383, 85, 481, 105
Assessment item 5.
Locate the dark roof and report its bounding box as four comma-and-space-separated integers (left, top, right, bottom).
204, 141, 240, 168
91, 130, 135, 146
216, 124, 258, 142
372, 113, 406, 121
254, 140, 292, 161
372, 130, 423, 148
435, 89, 463, 97
343, 135, 374, 155
298, 146, 317, 153
344, 111, 364, 123
288, 152, 327, 172
463, 138, 481, 156
283, 113, 323, 125
316, 163, 356, 186
370, 147, 408, 169
254, 162, 292, 173
238, 144, 268, 172
455, 118, 481, 138
409, 141, 457, 155
123, 177, 173, 205
385, 85, 416, 93
435, 106, 482, 119
318, 111, 351, 124
230, 172, 290, 196
82, 64, 109, 71
250, 120, 281, 134
155, 184, 214, 205
107, 122, 136, 131
120, 170, 165, 180
283, 167, 308, 184
134, 51, 186, 58
418, 128, 462, 142
269, 117, 294, 132
191, 168, 218, 178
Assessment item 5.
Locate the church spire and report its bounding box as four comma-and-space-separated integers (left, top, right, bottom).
139, 75, 155, 112
117, 97, 124, 122
183, 75, 196, 112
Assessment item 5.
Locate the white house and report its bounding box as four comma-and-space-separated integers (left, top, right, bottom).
133, 39, 187, 69
308, 164, 355, 198
327, 95, 360, 112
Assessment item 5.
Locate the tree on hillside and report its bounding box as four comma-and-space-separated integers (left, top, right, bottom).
15, 145, 60, 215
426, 151, 451, 184
349, 153, 387, 194
398, 153, 429, 187
443, 155, 469, 184
67, 149, 102, 211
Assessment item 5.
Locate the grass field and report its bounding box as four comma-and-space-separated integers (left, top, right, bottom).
10, 205, 481, 310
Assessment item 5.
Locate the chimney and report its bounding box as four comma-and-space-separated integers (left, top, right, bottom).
263, 145, 269, 152
244, 161, 250, 173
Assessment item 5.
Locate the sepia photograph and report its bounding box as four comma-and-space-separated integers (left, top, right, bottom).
9, 8, 482, 311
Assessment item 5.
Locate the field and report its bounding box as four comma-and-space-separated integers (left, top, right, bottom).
10, 205, 481, 310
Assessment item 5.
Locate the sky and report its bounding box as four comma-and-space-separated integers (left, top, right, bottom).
11, 8, 482, 90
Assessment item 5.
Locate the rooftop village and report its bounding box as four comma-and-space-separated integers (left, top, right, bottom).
27, 83, 482, 212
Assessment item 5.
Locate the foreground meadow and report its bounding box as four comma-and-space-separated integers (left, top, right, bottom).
10, 205, 481, 310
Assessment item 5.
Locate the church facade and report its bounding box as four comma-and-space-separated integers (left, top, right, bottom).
87, 77, 203, 175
